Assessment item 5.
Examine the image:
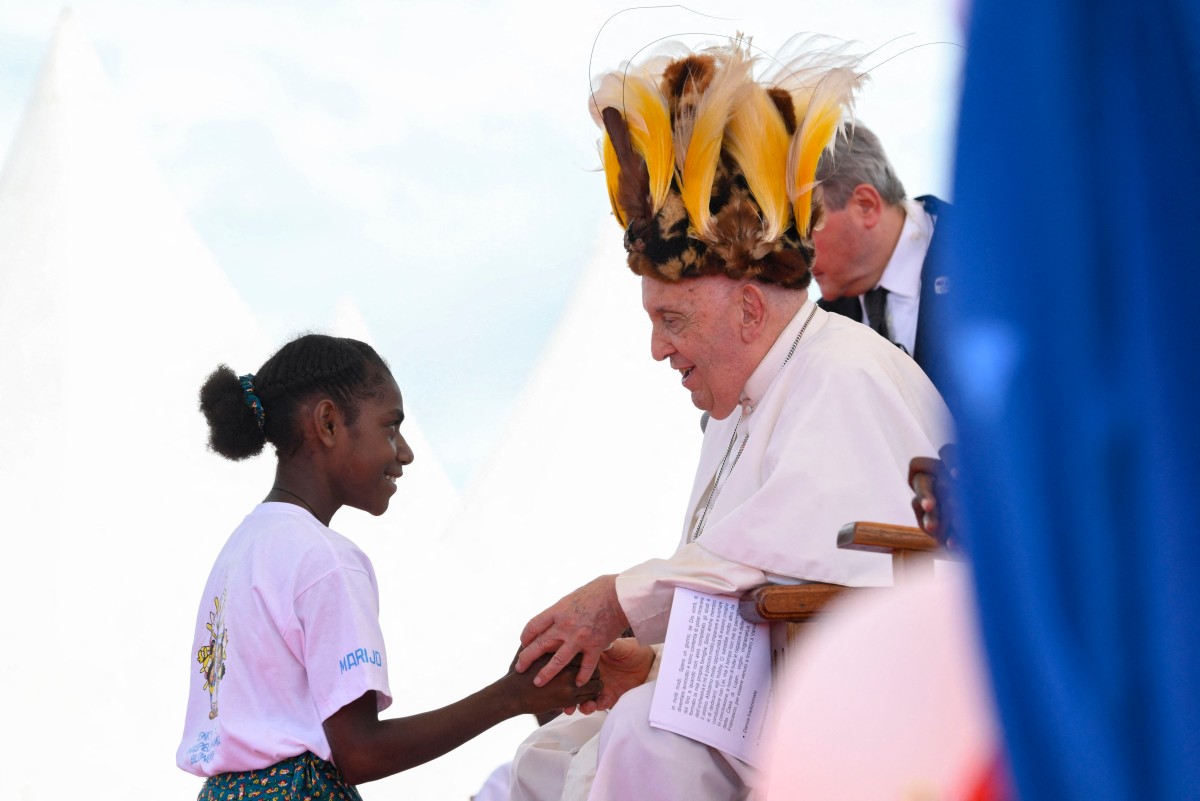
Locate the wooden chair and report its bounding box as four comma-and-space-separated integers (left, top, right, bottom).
739, 521, 943, 674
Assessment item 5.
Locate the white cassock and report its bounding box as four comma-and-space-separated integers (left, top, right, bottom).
511, 301, 954, 801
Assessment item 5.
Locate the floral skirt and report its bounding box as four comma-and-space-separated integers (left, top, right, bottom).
198, 751, 362, 801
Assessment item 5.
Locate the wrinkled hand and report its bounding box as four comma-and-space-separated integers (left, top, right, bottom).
516, 575, 629, 688
576, 638, 655, 714
504, 652, 603, 718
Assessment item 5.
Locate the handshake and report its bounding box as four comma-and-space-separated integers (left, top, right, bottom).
504, 637, 656, 718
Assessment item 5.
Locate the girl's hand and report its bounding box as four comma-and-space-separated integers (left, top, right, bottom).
504, 654, 603, 717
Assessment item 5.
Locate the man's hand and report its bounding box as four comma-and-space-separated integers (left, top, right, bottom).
582, 638, 655, 714
516, 575, 629, 687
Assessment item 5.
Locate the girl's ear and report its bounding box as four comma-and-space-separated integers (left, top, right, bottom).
313, 398, 340, 447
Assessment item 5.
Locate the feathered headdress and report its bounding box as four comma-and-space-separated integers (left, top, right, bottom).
590, 35, 866, 288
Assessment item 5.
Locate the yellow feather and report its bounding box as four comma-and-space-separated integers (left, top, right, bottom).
787, 67, 861, 236
767, 36, 866, 214
789, 86, 815, 123
600, 133, 627, 227
590, 68, 673, 216
678, 51, 754, 238
624, 76, 673, 214
725, 85, 791, 242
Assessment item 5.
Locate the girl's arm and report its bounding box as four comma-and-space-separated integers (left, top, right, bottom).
323, 656, 601, 784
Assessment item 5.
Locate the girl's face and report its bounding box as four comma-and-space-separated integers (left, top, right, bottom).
334, 375, 414, 516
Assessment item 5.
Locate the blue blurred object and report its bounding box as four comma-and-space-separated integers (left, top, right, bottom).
943, 0, 1200, 798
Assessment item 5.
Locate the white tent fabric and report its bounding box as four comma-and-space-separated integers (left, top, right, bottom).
451, 226, 703, 612
0, 11, 700, 801
373, 230, 705, 800
0, 12, 271, 800
327, 294, 462, 543
0, 13, 463, 800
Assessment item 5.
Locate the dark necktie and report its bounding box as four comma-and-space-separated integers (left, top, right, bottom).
821, 294, 862, 321
864, 286, 890, 340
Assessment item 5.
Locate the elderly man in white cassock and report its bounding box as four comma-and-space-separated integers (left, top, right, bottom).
509, 36, 954, 801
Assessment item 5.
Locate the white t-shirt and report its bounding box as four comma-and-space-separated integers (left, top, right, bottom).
177, 503, 393, 776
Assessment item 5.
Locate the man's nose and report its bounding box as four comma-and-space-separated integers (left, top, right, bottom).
650, 331, 672, 362
397, 436, 415, 465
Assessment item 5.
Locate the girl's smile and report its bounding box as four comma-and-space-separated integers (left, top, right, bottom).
336, 376, 414, 517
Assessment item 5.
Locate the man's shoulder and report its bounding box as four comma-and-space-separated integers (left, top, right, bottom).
798, 312, 927, 385
808, 310, 891, 356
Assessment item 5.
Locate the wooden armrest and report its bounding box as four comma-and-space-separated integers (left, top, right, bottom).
740, 524, 942, 626
837, 521, 938, 553
839, 521, 939, 581
739, 582, 855, 623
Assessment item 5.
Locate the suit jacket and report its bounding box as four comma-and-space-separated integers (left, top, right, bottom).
817, 195, 951, 393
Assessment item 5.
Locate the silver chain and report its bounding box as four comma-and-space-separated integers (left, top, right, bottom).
690, 304, 818, 541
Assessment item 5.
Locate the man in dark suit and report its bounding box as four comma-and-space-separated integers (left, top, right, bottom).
812, 125, 951, 391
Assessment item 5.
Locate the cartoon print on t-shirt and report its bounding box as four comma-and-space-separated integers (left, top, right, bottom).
196, 587, 229, 720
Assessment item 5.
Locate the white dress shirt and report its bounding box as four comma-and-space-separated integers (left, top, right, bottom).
862, 197, 935, 355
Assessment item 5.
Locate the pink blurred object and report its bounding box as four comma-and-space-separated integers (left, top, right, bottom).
761, 569, 1004, 800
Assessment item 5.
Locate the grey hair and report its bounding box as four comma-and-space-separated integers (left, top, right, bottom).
814, 124, 907, 210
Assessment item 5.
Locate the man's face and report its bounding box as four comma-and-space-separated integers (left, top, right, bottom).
641, 275, 752, 420
811, 195, 875, 299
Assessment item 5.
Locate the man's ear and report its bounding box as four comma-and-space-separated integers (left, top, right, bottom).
312, 398, 340, 448
740, 283, 768, 343
850, 183, 884, 228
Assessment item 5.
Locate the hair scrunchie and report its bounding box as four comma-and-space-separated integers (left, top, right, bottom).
238, 373, 266, 431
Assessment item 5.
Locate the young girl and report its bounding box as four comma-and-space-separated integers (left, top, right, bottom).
177, 333, 600, 799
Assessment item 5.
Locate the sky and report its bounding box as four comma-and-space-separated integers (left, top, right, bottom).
0, 0, 964, 490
